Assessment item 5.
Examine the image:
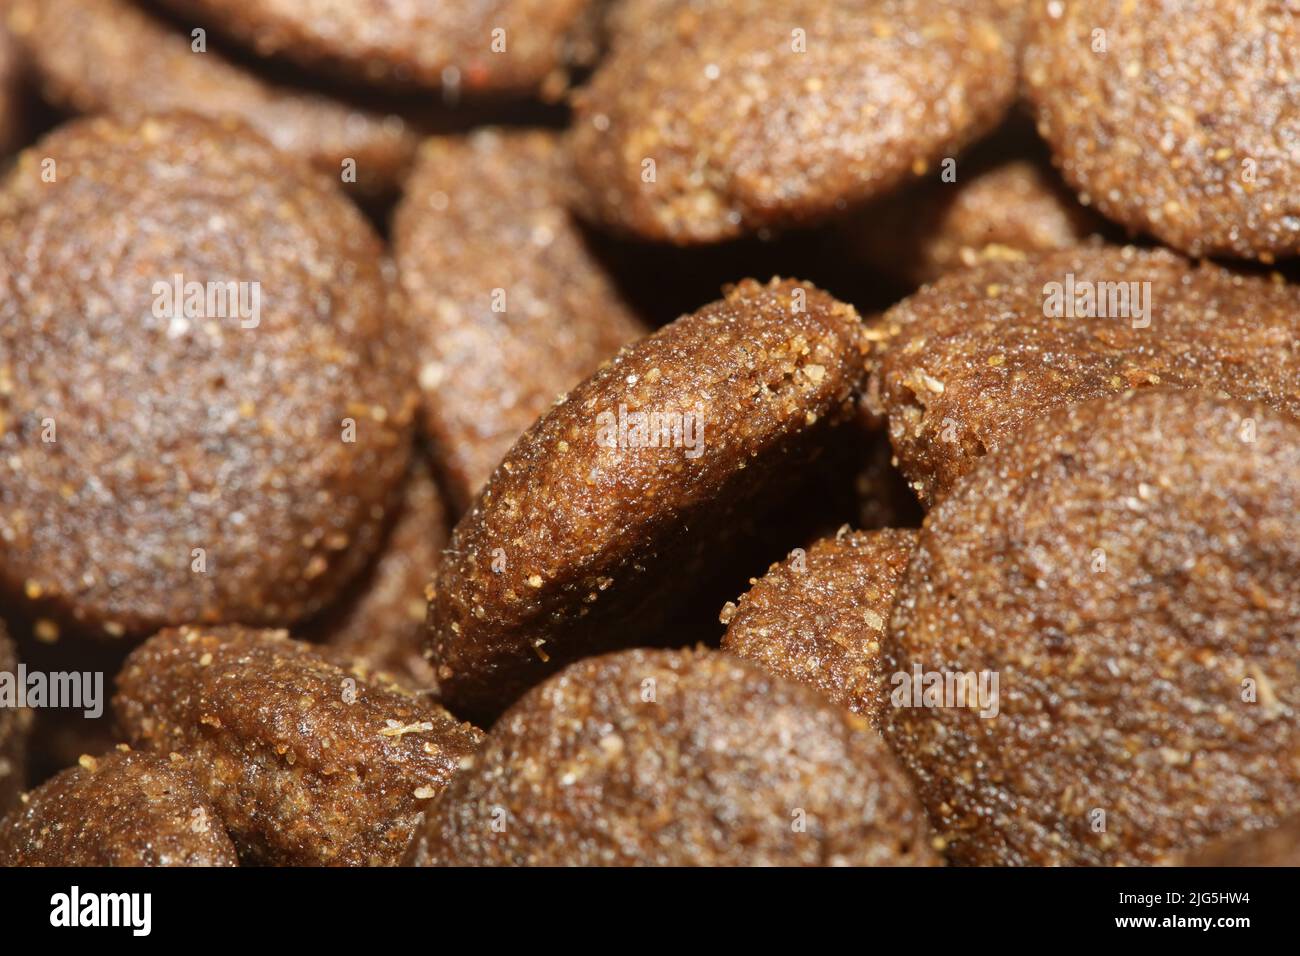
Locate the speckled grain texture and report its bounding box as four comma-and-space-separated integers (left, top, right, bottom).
568, 0, 1022, 243
115, 626, 484, 866
407, 647, 939, 866
8, 0, 423, 196
0, 113, 414, 639
426, 278, 870, 724
307, 456, 446, 692
160, 0, 594, 95
885, 390, 1300, 866
872, 246, 1300, 505
1171, 813, 1300, 867
720, 527, 916, 727
848, 156, 1101, 287
394, 129, 646, 513
1023, 0, 1300, 260
0, 746, 239, 866
0, 621, 29, 813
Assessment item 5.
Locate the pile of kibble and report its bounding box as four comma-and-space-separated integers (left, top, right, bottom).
0, 0, 1297, 867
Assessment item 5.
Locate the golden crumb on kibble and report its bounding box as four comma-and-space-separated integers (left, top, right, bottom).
158, 0, 597, 95
426, 277, 871, 725
407, 647, 940, 866
0, 747, 238, 866
114, 626, 483, 866
885, 390, 1300, 866
0, 113, 414, 638
872, 246, 1300, 506
568, 0, 1023, 243
393, 129, 646, 513
1023, 0, 1300, 259
721, 527, 917, 727
7, 0, 423, 195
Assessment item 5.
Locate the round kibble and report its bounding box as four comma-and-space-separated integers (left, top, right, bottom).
407, 647, 940, 866
885, 390, 1300, 866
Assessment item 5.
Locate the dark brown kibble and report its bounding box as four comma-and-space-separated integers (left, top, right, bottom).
114, 626, 484, 866
8, 0, 424, 195
1023, 0, 1300, 260
427, 277, 870, 724
0, 113, 414, 638
568, 0, 1021, 243
721, 527, 916, 727
872, 246, 1300, 505
0, 14, 26, 156
159, 0, 596, 95
885, 390, 1300, 866
407, 647, 939, 866
0, 621, 30, 813
0, 746, 238, 866
1170, 814, 1300, 867
394, 129, 646, 513
306, 455, 446, 692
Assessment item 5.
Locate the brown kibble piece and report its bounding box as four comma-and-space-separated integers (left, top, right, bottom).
115, 626, 483, 866
873, 246, 1300, 505
307, 456, 446, 692
1023, 0, 1300, 259
0, 113, 413, 638
0, 746, 238, 866
427, 277, 869, 724
721, 527, 916, 727
407, 647, 939, 866
1170, 814, 1300, 867
159, 0, 595, 95
568, 0, 1021, 243
885, 390, 1300, 866
394, 129, 646, 512
8, 0, 424, 196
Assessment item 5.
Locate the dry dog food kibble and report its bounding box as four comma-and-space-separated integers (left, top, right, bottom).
8, 0, 423, 196
427, 278, 870, 723
0, 622, 29, 813
872, 246, 1300, 505
1170, 814, 1300, 867
568, 0, 1021, 243
159, 0, 596, 95
1023, 0, 1300, 260
394, 129, 646, 512
0, 746, 239, 867
407, 647, 939, 866
114, 626, 483, 866
0, 112, 414, 638
885, 390, 1300, 866
720, 527, 916, 727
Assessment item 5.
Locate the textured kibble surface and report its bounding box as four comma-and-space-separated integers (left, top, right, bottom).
720, 527, 916, 727
114, 626, 484, 866
848, 155, 1102, 287
407, 647, 939, 866
885, 390, 1300, 866
161, 0, 594, 95
1171, 813, 1300, 867
427, 277, 870, 724
568, 0, 1021, 243
394, 129, 646, 513
0, 113, 414, 638
8, 0, 423, 196
0, 622, 29, 813
872, 245, 1300, 505
1023, 0, 1300, 260
307, 455, 446, 692
0, 746, 239, 867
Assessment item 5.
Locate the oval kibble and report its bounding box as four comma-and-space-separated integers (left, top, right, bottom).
720, 527, 917, 728
407, 647, 940, 866
872, 246, 1300, 505
0, 746, 238, 867
0, 112, 414, 638
426, 277, 870, 724
114, 626, 484, 866
885, 390, 1300, 866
